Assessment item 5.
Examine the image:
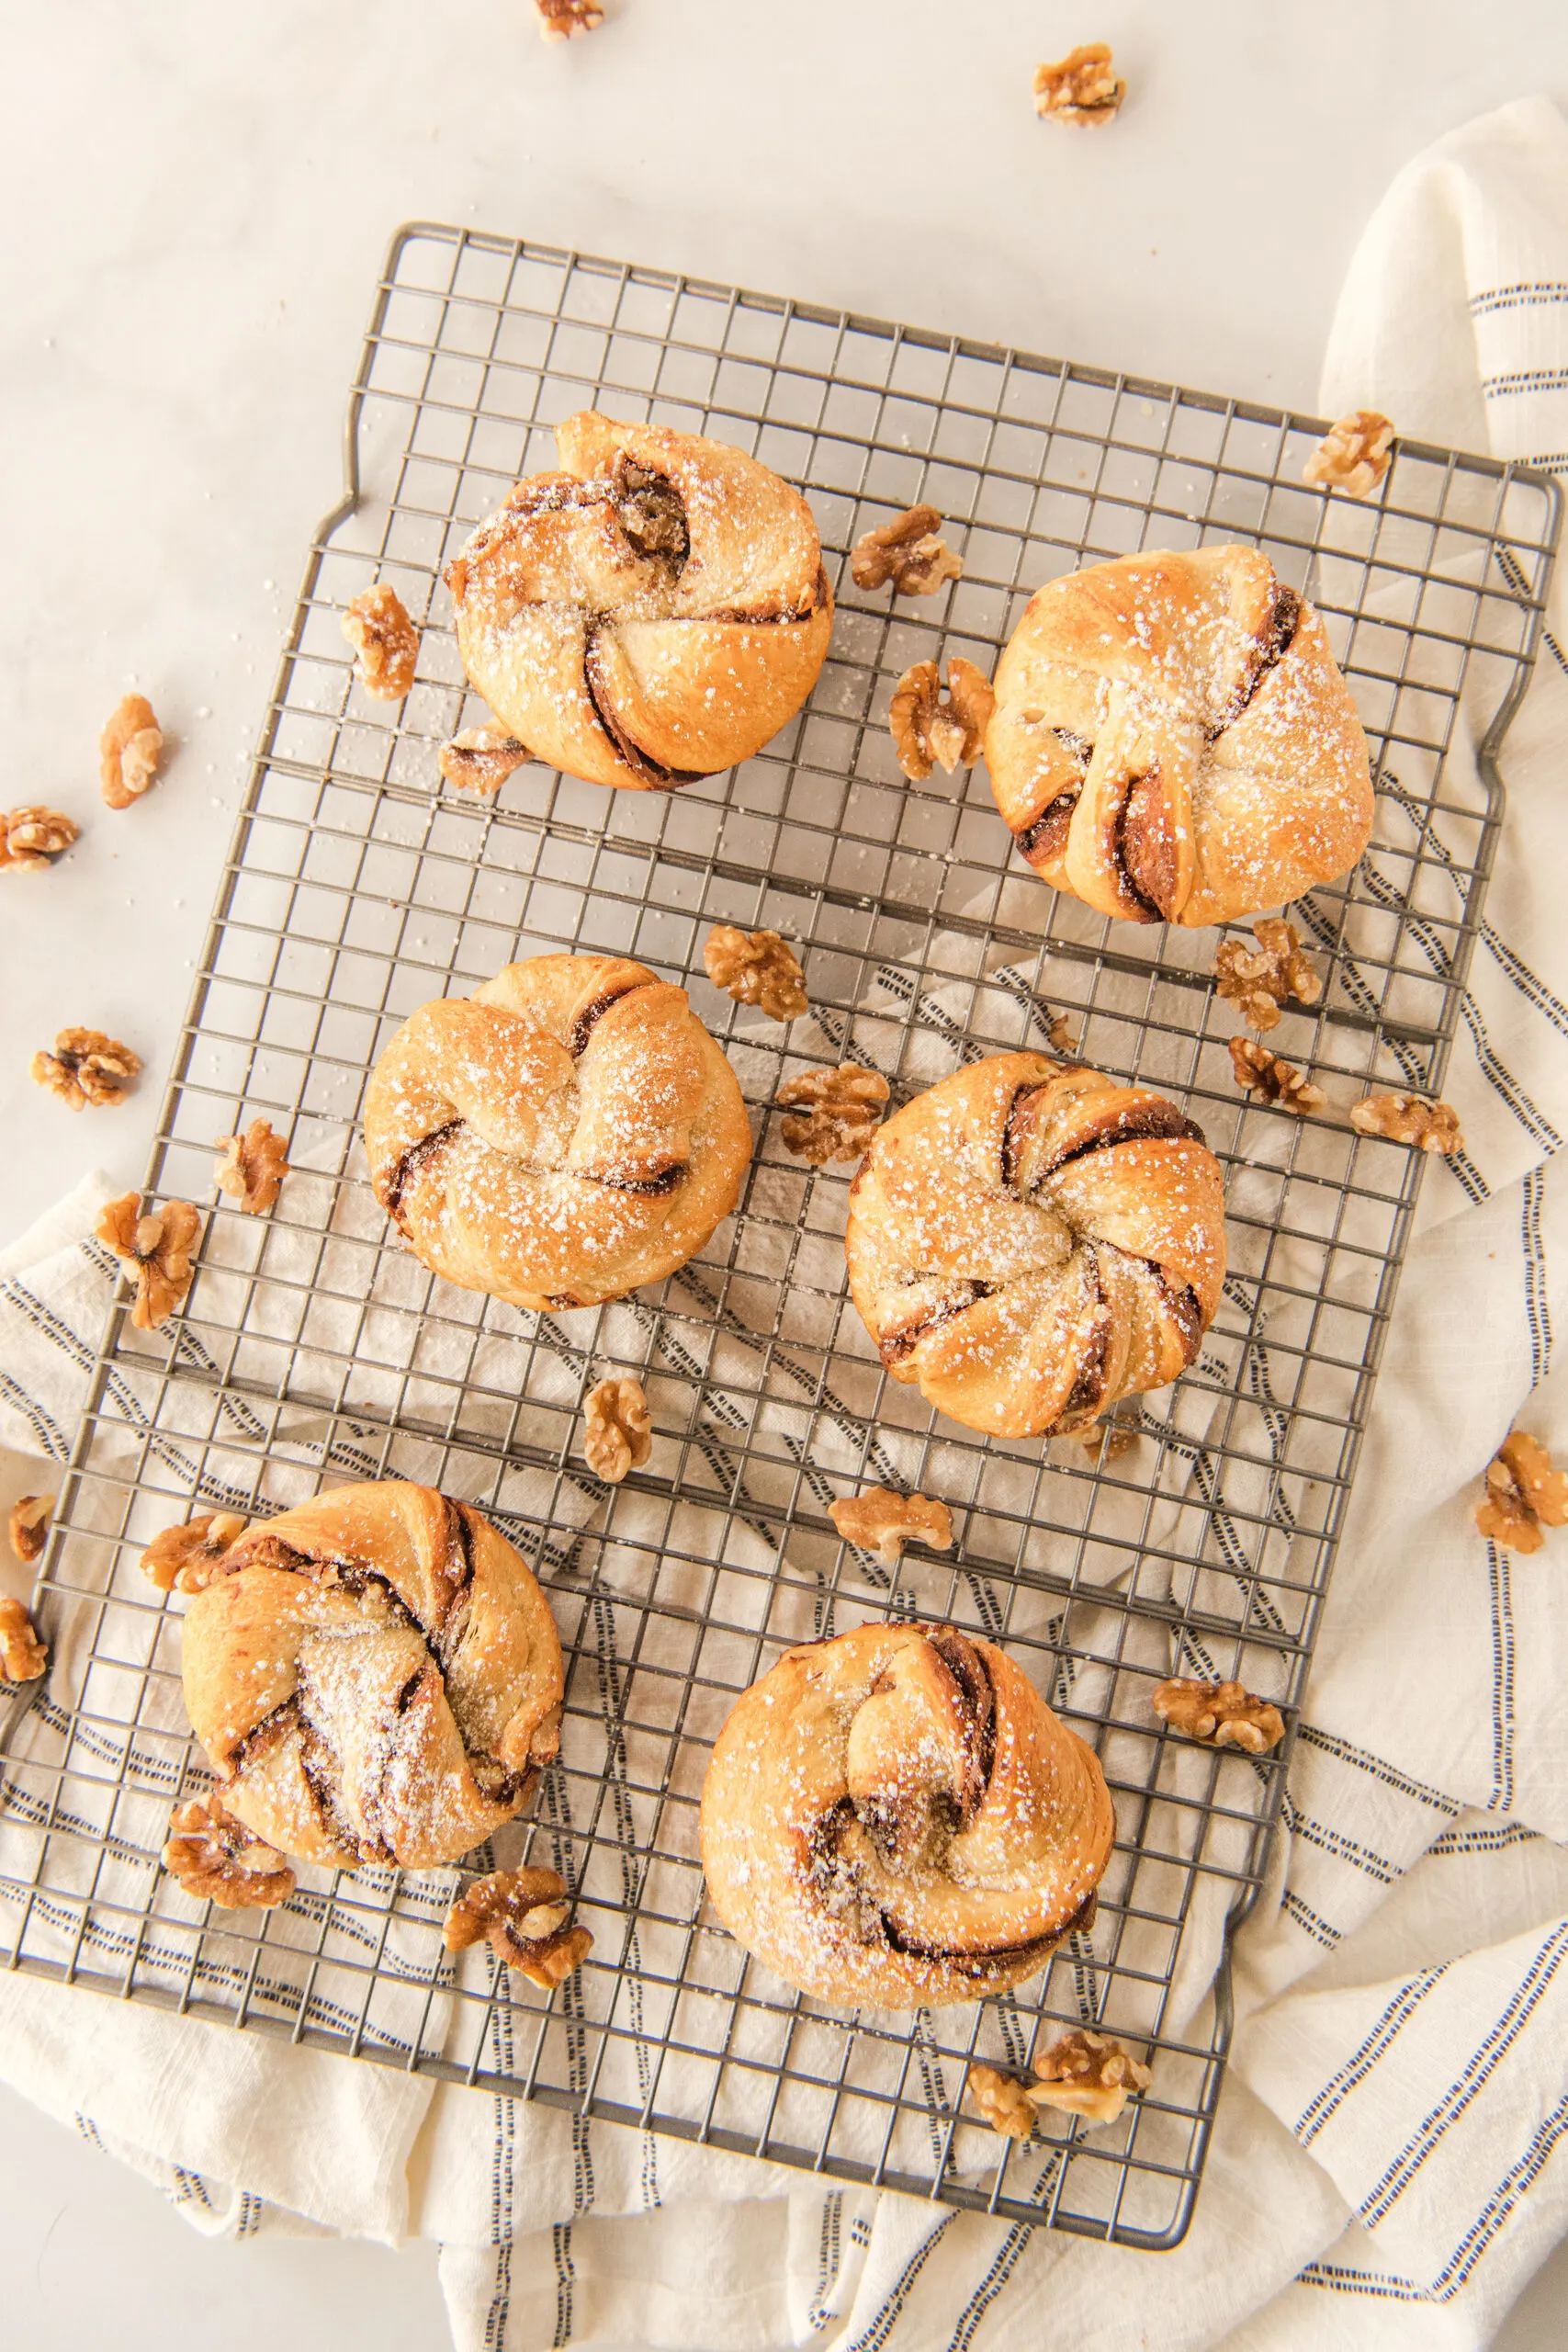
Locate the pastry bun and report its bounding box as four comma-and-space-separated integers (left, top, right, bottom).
445, 412, 833, 791
700, 1622, 1114, 2007
364, 953, 753, 1312
986, 544, 1372, 926
844, 1055, 1226, 1439
180, 1481, 563, 1872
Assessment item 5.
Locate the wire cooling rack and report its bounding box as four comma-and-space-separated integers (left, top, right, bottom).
2, 224, 1560, 2251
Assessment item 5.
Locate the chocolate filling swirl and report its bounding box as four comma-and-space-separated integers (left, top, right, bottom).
382, 1117, 464, 1228
877, 1278, 998, 1367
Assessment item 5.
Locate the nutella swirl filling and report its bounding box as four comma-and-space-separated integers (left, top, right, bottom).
876, 1278, 998, 1367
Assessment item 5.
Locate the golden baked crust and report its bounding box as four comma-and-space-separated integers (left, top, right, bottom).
844, 1056, 1225, 1439
363, 954, 752, 1312
180, 1480, 563, 1871
986, 546, 1372, 927
700, 1622, 1114, 2007
445, 412, 833, 791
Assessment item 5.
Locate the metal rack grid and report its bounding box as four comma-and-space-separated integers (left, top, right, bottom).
2, 222, 1559, 2251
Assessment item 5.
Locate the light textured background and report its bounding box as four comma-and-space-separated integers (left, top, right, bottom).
3, 2, 1567, 2341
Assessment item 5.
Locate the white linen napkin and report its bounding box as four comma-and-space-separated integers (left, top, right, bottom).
5, 92, 1568, 2350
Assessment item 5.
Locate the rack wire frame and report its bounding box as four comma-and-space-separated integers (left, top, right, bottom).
2, 222, 1560, 2251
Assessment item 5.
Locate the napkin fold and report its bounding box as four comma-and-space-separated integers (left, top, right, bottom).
4, 92, 1568, 2351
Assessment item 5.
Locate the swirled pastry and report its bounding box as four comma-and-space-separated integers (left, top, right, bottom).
445, 412, 833, 790
844, 1056, 1225, 1438
364, 954, 752, 1311
180, 1481, 564, 1871
986, 545, 1372, 926
700, 1622, 1114, 2007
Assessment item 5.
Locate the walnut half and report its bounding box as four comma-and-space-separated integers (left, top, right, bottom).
1, 807, 79, 873
582, 1375, 652, 1485
214, 1119, 291, 1214
1030, 2030, 1153, 2123
1476, 1429, 1568, 1555
163, 1793, 296, 1909
342, 583, 419, 699
967, 2034, 1153, 2141
8, 1493, 56, 1566
100, 694, 164, 809
1214, 919, 1322, 1033
141, 1511, 250, 1594
1032, 44, 1126, 127
704, 925, 808, 1022
828, 1486, 953, 1567
1350, 1093, 1462, 1155
850, 505, 964, 598
0, 1597, 48, 1686
1152, 1677, 1285, 1754
889, 659, 995, 783
1229, 1037, 1325, 1114
30, 1026, 141, 1110
1303, 411, 1395, 500
777, 1064, 890, 1166
444, 1866, 594, 1988
536, 0, 603, 37
96, 1194, 202, 1330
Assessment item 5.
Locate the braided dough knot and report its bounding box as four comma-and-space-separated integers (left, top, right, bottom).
446, 412, 833, 790
845, 1056, 1226, 1439
700, 1623, 1115, 2007
180, 1481, 564, 1871
364, 954, 752, 1311
986, 545, 1372, 926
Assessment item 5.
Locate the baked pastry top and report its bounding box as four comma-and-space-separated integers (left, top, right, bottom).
986, 544, 1372, 926
445, 411, 833, 791
700, 1621, 1115, 2007
844, 1056, 1226, 1439
180, 1480, 564, 1871
363, 953, 753, 1312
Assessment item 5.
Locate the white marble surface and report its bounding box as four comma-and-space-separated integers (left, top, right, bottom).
4, 3, 1568, 2341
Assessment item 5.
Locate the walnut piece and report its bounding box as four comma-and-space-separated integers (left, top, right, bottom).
828, 1486, 953, 1567
704, 925, 808, 1022
889, 658, 996, 783
966, 2063, 1038, 2141
96, 1194, 202, 1331
1152, 1677, 1285, 1755
8, 1493, 56, 1566
444, 1866, 593, 1987
1032, 44, 1126, 127
141, 1511, 250, 1594
163, 1793, 295, 1909
1476, 1429, 1568, 1555
0, 1596, 48, 1686
583, 1375, 652, 1485
536, 0, 603, 37
1229, 1037, 1325, 1114
214, 1118, 291, 1214
850, 504, 964, 598
1, 806, 80, 873
99, 694, 164, 810
1047, 1012, 1078, 1056
1214, 919, 1322, 1034
438, 727, 530, 795
777, 1064, 891, 1167
30, 1026, 141, 1111
342, 583, 419, 699
1029, 2030, 1152, 2124
1350, 1092, 1462, 1155
1303, 411, 1395, 500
